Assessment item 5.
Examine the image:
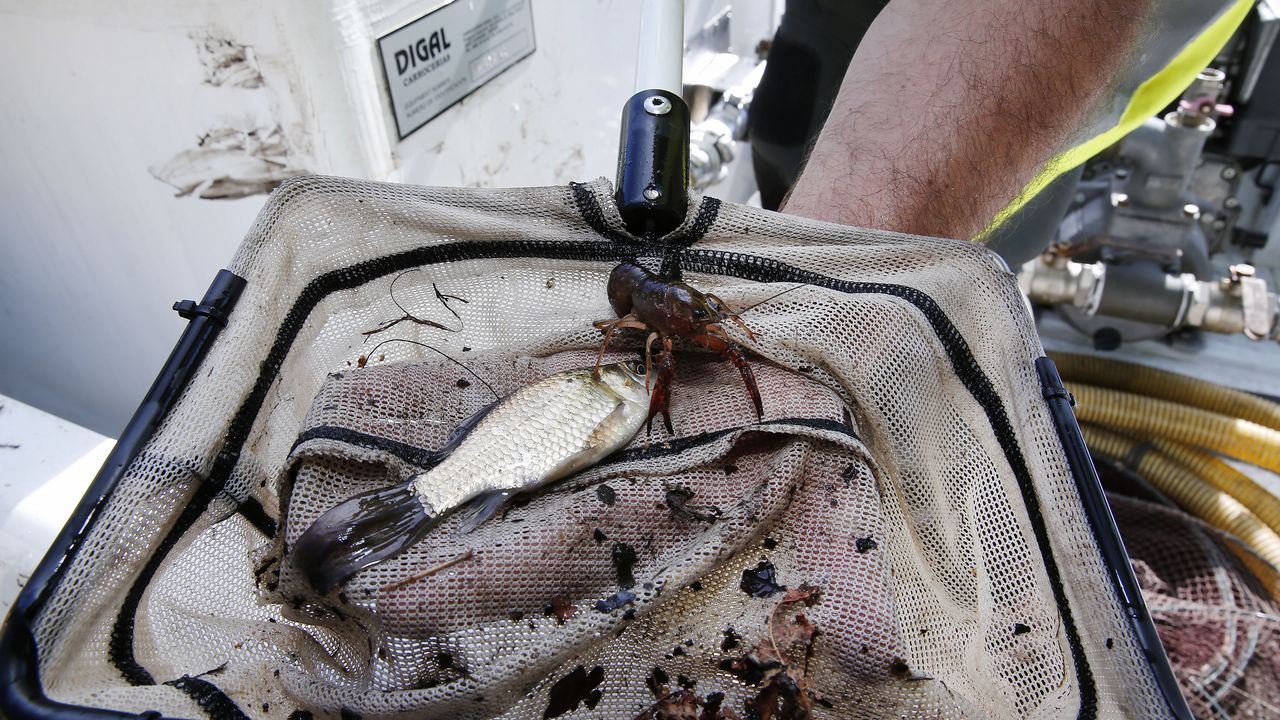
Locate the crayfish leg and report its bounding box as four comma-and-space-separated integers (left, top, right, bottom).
737, 351, 762, 417
593, 322, 619, 375
592, 314, 649, 376
723, 344, 764, 421
643, 332, 661, 391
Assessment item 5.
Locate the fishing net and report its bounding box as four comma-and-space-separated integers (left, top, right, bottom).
12, 177, 1183, 719
1106, 494, 1280, 719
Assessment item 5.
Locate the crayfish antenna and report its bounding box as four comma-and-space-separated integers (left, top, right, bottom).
706, 293, 760, 342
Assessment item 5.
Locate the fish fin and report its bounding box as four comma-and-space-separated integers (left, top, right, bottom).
457, 489, 515, 534
438, 398, 502, 457
290, 481, 436, 593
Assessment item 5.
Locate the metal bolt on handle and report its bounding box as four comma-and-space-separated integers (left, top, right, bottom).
644, 95, 673, 115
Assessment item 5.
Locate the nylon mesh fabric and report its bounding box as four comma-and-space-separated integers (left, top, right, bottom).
1107, 495, 1280, 719
24, 177, 1172, 719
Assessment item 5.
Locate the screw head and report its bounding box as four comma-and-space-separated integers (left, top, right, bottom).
1182, 203, 1200, 219
643, 187, 662, 201
643, 96, 672, 116
1224, 196, 1240, 209
1221, 166, 1238, 180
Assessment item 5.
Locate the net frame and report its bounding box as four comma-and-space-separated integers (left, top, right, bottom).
0, 176, 1191, 720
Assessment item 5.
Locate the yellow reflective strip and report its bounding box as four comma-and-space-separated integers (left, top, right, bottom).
977, 0, 1254, 242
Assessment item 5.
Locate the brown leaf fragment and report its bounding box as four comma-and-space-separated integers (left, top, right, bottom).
772, 613, 818, 658
635, 689, 701, 720
633, 689, 741, 720
780, 584, 821, 606
750, 669, 813, 720
542, 596, 577, 625
719, 584, 825, 719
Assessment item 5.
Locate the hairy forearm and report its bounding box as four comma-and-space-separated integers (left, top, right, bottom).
782, 0, 1145, 240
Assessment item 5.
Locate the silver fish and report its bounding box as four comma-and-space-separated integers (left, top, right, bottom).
292, 360, 651, 592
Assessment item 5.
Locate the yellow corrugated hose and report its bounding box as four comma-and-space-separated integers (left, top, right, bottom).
1067, 383, 1280, 475
1081, 424, 1280, 598
1049, 352, 1280, 431
1152, 439, 1280, 539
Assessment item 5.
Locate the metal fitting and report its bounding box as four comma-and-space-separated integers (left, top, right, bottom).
1019, 255, 1106, 313
1020, 256, 1279, 341
688, 117, 736, 190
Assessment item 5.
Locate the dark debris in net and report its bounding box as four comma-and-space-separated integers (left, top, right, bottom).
665, 485, 721, 523
717, 584, 826, 719
544, 665, 604, 719
635, 684, 739, 719
739, 561, 786, 598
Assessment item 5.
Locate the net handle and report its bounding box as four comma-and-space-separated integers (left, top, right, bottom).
615, 0, 690, 239
634, 0, 683, 94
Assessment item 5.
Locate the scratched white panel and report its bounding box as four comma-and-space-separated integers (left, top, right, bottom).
0, 0, 663, 434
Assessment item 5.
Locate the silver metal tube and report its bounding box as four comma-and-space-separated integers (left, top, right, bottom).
635, 0, 685, 94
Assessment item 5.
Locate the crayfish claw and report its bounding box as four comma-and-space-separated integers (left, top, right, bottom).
724, 345, 763, 420
645, 343, 677, 435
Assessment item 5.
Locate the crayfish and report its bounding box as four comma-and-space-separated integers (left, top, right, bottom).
593, 261, 763, 433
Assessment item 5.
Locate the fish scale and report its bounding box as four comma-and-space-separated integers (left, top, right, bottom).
413, 378, 621, 511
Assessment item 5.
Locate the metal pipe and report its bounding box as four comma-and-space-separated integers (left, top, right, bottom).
634, 0, 684, 94
1020, 256, 1280, 339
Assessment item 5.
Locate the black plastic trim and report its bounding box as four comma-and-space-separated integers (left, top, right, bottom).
292, 417, 857, 477
1035, 357, 1193, 720
162, 677, 248, 720
0, 269, 246, 720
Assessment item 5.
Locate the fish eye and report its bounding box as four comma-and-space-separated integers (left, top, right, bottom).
692, 306, 708, 319
630, 360, 646, 375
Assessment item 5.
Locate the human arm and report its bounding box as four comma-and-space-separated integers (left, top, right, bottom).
780, 0, 1146, 240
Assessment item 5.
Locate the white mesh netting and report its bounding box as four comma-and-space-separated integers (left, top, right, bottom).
22, 176, 1174, 719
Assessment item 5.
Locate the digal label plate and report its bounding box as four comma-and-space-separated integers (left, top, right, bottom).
377, 0, 536, 140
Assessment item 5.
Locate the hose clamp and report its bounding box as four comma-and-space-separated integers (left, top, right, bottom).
1178, 275, 1210, 328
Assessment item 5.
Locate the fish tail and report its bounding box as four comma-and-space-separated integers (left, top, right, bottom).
290, 481, 436, 593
